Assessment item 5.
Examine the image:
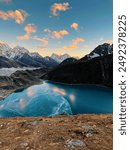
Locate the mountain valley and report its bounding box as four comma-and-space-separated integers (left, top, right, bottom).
0, 43, 113, 100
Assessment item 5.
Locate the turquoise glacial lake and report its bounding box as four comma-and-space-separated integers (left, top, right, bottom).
0, 81, 113, 117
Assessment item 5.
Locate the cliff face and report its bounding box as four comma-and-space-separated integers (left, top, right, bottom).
42, 54, 113, 87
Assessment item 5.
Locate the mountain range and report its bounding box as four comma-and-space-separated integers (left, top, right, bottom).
0, 42, 73, 68
0, 42, 113, 69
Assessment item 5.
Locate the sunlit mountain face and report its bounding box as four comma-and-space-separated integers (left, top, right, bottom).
0, 0, 113, 58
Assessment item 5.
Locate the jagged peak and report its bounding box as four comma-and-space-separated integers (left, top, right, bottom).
30, 52, 42, 58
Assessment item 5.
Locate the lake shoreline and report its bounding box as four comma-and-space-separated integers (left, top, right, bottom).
0, 83, 43, 101
0, 66, 112, 101
0, 114, 112, 150
44, 80, 113, 89
0, 80, 112, 117
0, 79, 112, 101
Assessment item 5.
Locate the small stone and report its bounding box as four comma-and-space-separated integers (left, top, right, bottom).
24, 130, 30, 134
0, 141, 3, 147
66, 139, 86, 148
31, 120, 39, 126
20, 120, 40, 128
7, 122, 11, 125
15, 137, 21, 140
0, 124, 4, 128
20, 142, 29, 149
26, 147, 30, 150
82, 125, 94, 137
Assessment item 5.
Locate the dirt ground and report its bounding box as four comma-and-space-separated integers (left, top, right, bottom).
0, 114, 112, 150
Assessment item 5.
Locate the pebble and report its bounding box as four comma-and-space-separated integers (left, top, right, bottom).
0, 124, 4, 128
24, 129, 30, 134
15, 137, 21, 140
66, 139, 86, 148
31, 120, 39, 126
21, 120, 41, 128
82, 125, 94, 137
20, 142, 29, 149
0, 141, 3, 147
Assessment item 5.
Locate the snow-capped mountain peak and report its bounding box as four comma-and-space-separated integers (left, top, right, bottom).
0, 42, 30, 59
12, 46, 29, 58
80, 43, 113, 61
29, 52, 43, 58
89, 43, 113, 57
0, 41, 12, 58
51, 53, 71, 63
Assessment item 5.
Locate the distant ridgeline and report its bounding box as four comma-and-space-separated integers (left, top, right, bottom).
0, 42, 79, 69
0, 42, 59, 69
42, 43, 113, 87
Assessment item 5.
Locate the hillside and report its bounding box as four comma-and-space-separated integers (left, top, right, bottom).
42, 54, 113, 87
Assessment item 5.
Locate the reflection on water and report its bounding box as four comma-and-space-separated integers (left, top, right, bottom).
69, 94, 75, 102
0, 81, 113, 117
53, 87, 66, 96
53, 87, 76, 102
0, 104, 4, 109
27, 88, 36, 97
19, 98, 27, 110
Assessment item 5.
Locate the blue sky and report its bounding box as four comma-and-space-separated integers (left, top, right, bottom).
0, 0, 113, 57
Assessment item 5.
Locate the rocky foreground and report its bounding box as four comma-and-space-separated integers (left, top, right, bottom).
0, 114, 112, 150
